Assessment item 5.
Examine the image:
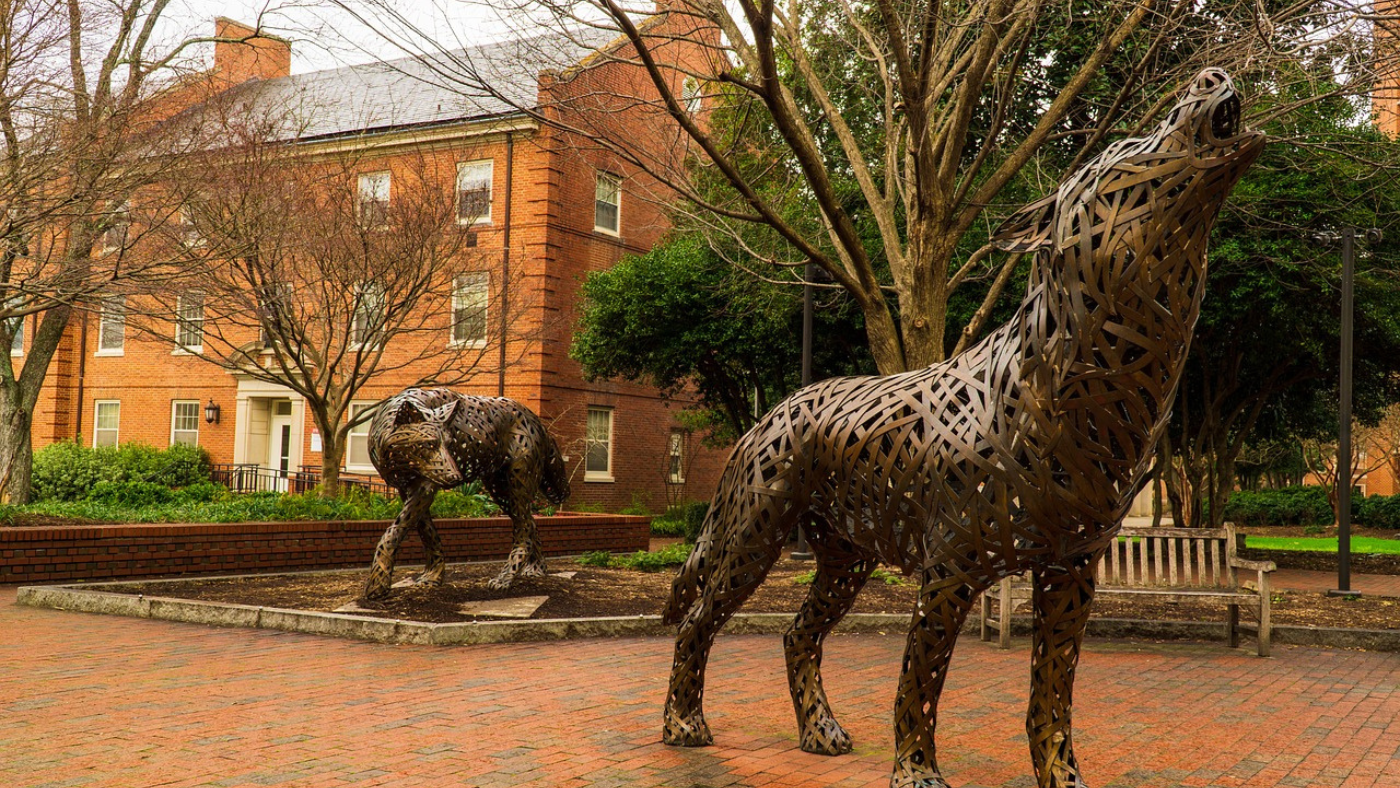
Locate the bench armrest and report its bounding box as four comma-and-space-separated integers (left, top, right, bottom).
1229, 557, 1277, 573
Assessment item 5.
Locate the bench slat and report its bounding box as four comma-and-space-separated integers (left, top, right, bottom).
1196, 538, 1208, 586
1168, 536, 1178, 585
1154, 536, 1165, 586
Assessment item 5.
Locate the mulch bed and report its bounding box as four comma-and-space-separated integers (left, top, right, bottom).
100, 554, 1400, 630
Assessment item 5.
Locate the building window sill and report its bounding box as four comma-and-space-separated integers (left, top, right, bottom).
94, 349, 124, 357
584, 473, 614, 483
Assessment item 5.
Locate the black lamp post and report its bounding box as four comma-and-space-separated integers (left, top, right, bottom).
1326, 227, 1381, 596
203, 399, 221, 425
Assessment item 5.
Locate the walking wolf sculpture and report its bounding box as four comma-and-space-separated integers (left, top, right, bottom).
661, 70, 1264, 788
358, 388, 569, 602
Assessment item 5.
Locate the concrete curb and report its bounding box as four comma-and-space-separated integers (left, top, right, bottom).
16, 582, 1400, 652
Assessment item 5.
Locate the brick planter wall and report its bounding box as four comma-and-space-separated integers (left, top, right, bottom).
0, 513, 650, 584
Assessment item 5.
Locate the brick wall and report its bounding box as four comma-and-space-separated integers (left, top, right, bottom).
0, 513, 649, 585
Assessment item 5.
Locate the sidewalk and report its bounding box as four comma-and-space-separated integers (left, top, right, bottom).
4, 585, 1399, 788
1271, 568, 1400, 597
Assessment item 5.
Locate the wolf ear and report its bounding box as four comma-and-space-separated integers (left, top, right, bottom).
426, 400, 459, 425
991, 193, 1058, 253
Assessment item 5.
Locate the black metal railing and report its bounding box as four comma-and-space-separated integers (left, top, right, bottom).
210, 464, 393, 496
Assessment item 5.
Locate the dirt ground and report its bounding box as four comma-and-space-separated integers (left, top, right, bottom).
101, 554, 1400, 630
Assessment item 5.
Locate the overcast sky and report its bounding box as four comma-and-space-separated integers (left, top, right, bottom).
163, 0, 513, 74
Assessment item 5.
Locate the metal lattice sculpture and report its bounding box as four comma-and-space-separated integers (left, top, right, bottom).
359, 387, 570, 602
660, 70, 1264, 788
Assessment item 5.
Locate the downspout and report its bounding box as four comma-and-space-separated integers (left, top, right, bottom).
74, 309, 88, 441
498, 132, 513, 397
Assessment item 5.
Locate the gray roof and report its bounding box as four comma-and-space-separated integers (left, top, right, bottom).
224, 27, 620, 141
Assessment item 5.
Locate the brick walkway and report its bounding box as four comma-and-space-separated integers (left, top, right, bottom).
4, 585, 1399, 788
1272, 569, 1400, 597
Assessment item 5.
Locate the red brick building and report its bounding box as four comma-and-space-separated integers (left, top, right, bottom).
23, 17, 726, 510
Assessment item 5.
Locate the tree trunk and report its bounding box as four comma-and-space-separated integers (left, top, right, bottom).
0, 302, 75, 503
0, 390, 33, 504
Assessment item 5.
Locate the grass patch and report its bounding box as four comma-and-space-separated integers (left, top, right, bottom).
792, 567, 908, 586
578, 542, 693, 572
1246, 535, 1400, 554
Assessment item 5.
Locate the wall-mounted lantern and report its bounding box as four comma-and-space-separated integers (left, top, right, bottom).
204, 399, 221, 425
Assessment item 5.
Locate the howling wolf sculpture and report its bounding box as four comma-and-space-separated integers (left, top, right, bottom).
660, 70, 1264, 788
358, 388, 569, 602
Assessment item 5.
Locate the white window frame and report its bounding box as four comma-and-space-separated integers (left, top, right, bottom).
451, 272, 489, 348
100, 202, 129, 253
176, 205, 204, 249
174, 292, 204, 354
682, 77, 702, 114
170, 400, 200, 446
96, 295, 125, 356
594, 172, 621, 236
258, 282, 293, 353
357, 171, 391, 229
350, 281, 386, 350
456, 160, 493, 225
345, 402, 377, 471
585, 406, 614, 482
7, 306, 22, 357
667, 430, 686, 484
93, 400, 120, 447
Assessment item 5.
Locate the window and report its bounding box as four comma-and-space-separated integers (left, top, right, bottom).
358, 171, 390, 228
175, 293, 204, 352
7, 306, 21, 357
176, 205, 203, 248
100, 203, 129, 252
94, 400, 120, 447
585, 406, 613, 480
351, 281, 386, 349
456, 160, 493, 224
682, 77, 702, 114
258, 283, 292, 350
668, 430, 686, 484
346, 402, 376, 469
451, 272, 489, 346
171, 400, 200, 446
97, 295, 125, 354
594, 172, 620, 235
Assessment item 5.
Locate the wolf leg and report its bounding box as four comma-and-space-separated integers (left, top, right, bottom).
1027, 551, 1100, 788
663, 510, 786, 747
785, 524, 877, 755
890, 569, 977, 788
361, 482, 434, 601
412, 505, 447, 587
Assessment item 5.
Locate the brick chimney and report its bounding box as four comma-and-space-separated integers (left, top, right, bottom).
213, 17, 291, 84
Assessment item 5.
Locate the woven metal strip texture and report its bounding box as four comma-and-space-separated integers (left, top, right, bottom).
662, 69, 1264, 788
358, 387, 570, 601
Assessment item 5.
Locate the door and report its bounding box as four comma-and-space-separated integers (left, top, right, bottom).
268, 401, 294, 492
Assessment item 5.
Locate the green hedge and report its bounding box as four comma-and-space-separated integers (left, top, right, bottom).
1224, 485, 1333, 527
32, 442, 212, 502
1225, 485, 1400, 529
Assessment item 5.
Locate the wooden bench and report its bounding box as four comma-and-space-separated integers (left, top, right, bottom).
979, 524, 1276, 656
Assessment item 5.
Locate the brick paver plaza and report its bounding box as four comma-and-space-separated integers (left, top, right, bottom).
3, 586, 1398, 788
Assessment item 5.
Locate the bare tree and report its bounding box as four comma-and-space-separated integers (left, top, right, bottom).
329, 0, 1386, 375
128, 100, 530, 494
0, 0, 267, 501
1303, 405, 1400, 519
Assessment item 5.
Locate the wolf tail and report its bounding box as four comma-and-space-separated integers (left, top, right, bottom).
662, 504, 720, 625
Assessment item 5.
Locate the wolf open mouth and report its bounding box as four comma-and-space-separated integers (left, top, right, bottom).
1211, 92, 1241, 139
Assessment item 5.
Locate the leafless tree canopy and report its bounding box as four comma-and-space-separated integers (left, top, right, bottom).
130, 98, 527, 493
334, 0, 1397, 374
0, 0, 241, 501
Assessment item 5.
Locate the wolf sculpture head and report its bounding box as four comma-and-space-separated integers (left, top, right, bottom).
994, 68, 1265, 263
